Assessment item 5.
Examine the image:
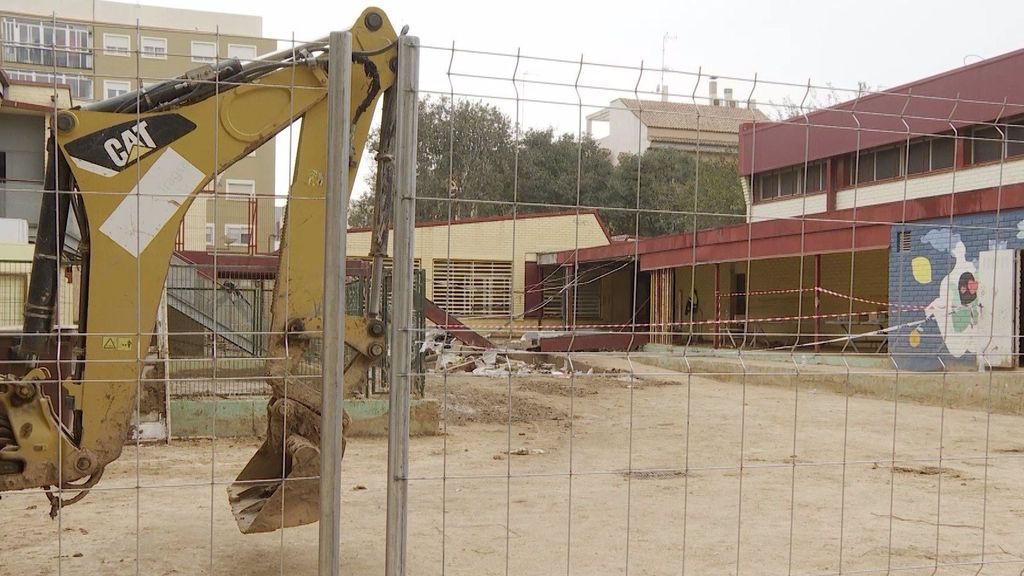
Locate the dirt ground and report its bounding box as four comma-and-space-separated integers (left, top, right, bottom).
4, 364, 1024, 575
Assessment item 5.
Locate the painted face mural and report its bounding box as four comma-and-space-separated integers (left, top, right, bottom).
951, 271, 981, 334
958, 272, 978, 305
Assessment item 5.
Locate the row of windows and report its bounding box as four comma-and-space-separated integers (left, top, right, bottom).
2, 17, 259, 71
9, 56, 263, 101
5, 69, 257, 102
840, 137, 955, 187
101, 34, 257, 63
969, 123, 1024, 164
755, 122, 1024, 202
4, 68, 93, 100
206, 224, 252, 246
754, 161, 825, 200
2, 17, 92, 69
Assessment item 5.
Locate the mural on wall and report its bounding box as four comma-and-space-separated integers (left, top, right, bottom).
918, 230, 985, 358
896, 220, 1021, 369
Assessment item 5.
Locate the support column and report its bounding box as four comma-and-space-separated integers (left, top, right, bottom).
713, 262, 721, 349
814, 254, 822, 352
563, 264, 575, 330
649, 268, 674, 345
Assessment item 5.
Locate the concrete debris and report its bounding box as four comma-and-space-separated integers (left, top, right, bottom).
507, 447, 546, 456
419, 328, 449, 354
428, 348, 601, 379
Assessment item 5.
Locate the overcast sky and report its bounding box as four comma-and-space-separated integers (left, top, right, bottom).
119, 0, 1024, 200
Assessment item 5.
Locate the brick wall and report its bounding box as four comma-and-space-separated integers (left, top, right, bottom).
347, 213, 610, 317
889, 207, 1024, 371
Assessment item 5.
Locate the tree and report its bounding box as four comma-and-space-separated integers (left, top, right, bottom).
350, 97, 748, 238
605, 148, 746, 237
350, 96, 515, 226
416, 96, 514, 222
348, 189, 375, 228
514, 129, 613, 214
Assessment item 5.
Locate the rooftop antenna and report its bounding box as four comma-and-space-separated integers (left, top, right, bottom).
660, 32, 677, 94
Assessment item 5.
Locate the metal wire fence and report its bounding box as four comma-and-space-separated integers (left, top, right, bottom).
397, 41, 1024, 576
1, 6, 1024, 576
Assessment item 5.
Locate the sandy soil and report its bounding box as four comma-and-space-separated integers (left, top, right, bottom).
3, 367, 1024, 575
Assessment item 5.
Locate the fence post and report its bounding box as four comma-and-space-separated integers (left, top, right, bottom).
319, 29, 352, 576
157, 284, 172, 443
386, 33, 419, 576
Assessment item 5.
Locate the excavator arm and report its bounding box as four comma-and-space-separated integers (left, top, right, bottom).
0, 7, 399, 534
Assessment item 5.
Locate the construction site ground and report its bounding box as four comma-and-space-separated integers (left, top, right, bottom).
4, 355, 1024, 575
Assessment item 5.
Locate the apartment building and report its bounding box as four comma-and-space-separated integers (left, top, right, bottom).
0, 0, 277, 253
586, 80, 768, 162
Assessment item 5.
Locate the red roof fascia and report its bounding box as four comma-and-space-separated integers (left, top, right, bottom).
548, 181, 1024, 269
739, 48, 1024, 175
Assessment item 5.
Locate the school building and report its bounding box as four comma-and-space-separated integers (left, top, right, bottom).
538, 48, 1024, 371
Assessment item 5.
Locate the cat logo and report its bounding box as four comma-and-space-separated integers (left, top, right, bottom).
104, 120, 157, 168
64, 114, 197, 177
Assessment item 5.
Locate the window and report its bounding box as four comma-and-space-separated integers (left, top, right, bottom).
227, 44, 257, 63
191, 41, 217, 63
804, 162, 825, 193
874, 147, 901, 180
224, 224, 252, 246
1008, 123, 1024, 158
855, 151, 875, 184
932, 137, 955, 169
6, 69, 94, 99
846, 145, 904, 186
907, 137, 955, 175
432, 259, 512, 317
967, 119, 1024, 164
225, 179, 255, 201
104, 79, 131, 99
0, 152, 6, 184
2, 17, 93, 69
140, 37, 167, 59
754, 161, 827, 201
779, 169, 799, 197
756, 172, 779, 200
970, 125, 1004, 164
205, 224, 214, 246
103, 33, 130, 57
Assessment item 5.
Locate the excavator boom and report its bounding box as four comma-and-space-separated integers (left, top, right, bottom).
0, 7, 399, 534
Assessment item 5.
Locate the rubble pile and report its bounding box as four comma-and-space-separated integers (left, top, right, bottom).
421, 327, 597, 378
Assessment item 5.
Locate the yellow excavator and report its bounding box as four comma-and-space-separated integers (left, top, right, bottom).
0, 7, 400, 534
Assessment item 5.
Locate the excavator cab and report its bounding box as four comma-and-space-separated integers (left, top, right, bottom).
0, 7, 401, 534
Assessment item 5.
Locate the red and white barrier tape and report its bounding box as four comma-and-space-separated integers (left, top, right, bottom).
814, 287, 926, 311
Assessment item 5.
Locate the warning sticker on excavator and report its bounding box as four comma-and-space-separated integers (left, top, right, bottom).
101, 337, 133, 351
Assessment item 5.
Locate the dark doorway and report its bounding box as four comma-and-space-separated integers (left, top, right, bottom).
635, 268, 651, 332
732, 272, 747, 319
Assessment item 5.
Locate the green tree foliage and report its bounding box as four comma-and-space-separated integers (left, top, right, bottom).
350, 96, 747, 237
416, 96, 514, 221
604, 150, 747, 237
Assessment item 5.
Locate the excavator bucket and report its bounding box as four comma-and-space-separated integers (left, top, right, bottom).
228, 317, 383, 533
227, 400, 348, 534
